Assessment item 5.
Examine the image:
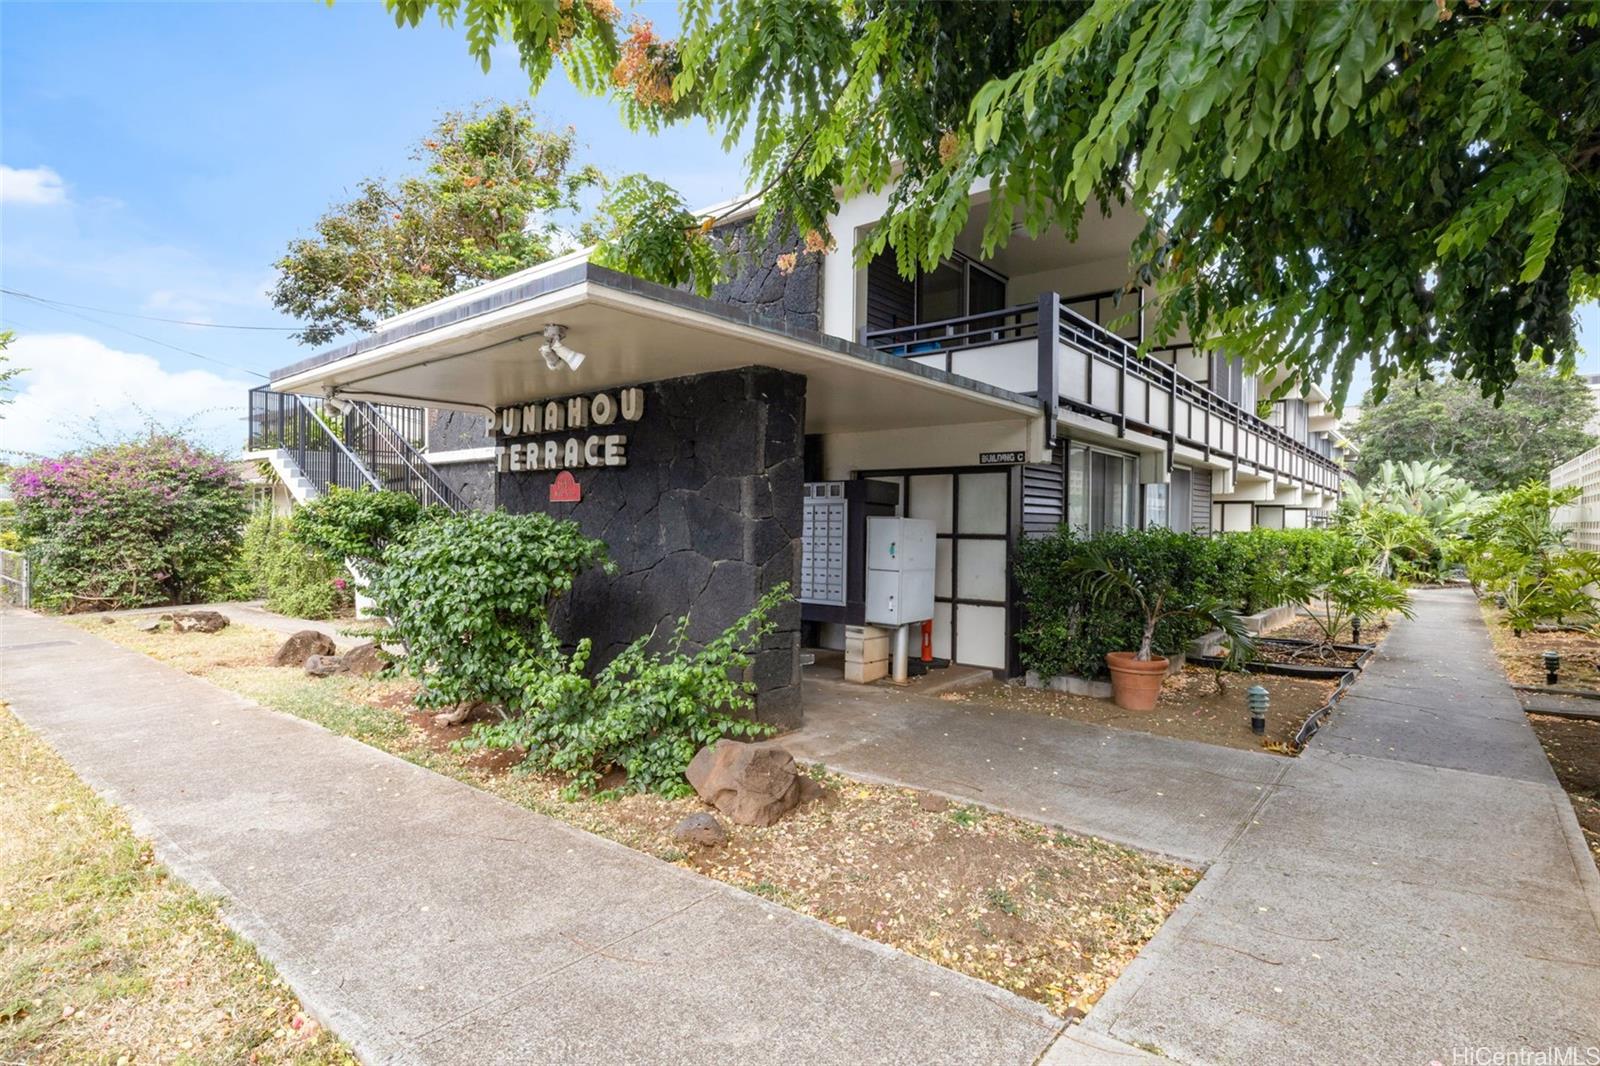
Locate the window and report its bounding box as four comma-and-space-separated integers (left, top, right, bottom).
913, 256, 1008, 324
1067, 444, 1139, 534
1143, 467, 1195, 533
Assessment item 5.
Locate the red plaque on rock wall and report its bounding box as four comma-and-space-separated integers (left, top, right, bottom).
549, 470, 582, 503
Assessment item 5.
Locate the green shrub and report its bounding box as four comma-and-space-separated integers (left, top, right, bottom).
462, 585, 789, 797
289, 487, 432, 566
8, 435, 247, 610
370, 509, 613, 714
241, 509, 350, 619
1017, 528, 1231, 679
1280, 565, 1414, 650
1016, 526, 1355, 678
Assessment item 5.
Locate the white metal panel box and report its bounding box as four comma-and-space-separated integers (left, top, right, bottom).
865, 567, 936, 627
865, 517, 936, 626
866, 517, 936, 573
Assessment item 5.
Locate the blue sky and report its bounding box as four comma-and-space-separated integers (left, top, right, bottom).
1, 1, 1596, 457
0, 0, 743, 456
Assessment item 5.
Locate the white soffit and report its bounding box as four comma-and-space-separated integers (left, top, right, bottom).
274, 282, 1040, 436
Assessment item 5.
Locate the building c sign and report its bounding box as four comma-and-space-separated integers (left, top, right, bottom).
492, 387, 645, 473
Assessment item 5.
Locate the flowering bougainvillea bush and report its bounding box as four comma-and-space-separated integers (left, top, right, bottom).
8, 435, 248, 611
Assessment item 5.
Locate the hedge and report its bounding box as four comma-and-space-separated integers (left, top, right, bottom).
1015, 526, 1355, 680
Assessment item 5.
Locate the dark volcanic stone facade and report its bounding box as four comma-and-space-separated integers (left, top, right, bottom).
497, 366, 806, 728
425, 409, 497, 510
703, 220, 822, 332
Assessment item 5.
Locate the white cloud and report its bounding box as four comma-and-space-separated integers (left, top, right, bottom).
0, 332, 252, 459
0, 164, 68, 206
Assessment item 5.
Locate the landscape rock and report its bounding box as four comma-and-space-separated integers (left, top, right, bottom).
685, 740, 802, 827
170, 610, 229, 634
100, 616, 115, 625
136, 619, 164, 633
341, 641, 385, 676
273, 630, 337, 667
303, 654, 348, 678
917, 792, 950, 814
670, 812, 728, 847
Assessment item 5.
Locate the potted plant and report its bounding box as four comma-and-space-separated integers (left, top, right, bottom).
1071, 546, 1255, 711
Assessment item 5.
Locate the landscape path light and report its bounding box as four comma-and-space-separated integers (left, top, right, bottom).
1544, 650, 1560, 685
1247, 684, 1269, 736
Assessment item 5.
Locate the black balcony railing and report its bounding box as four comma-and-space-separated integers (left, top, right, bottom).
342, 399, 465, 511
862, 294, 1343, 491
247, 387, 464, 511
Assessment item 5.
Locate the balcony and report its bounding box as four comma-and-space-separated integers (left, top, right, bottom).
862, 295, 1343, 495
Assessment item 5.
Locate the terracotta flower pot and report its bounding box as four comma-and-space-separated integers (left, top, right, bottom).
1105, 651, 1170, 712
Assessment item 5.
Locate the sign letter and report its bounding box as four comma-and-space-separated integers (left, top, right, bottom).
620, 387, 645, 422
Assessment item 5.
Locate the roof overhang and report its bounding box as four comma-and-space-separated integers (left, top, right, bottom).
270, 263, 1042, 439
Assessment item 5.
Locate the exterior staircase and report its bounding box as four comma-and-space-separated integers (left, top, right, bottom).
244, 387, 465, 617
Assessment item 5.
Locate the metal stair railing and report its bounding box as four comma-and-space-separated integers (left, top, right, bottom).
340, 400, 467, 512
248, 386, 382, 496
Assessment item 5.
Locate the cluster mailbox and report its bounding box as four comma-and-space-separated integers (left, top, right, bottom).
865, 517, 936, 627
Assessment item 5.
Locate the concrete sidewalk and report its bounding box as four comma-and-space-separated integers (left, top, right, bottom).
1, 610, 1066, 1065
1085, 587, 1600, 1063
786, 676, 1288, 866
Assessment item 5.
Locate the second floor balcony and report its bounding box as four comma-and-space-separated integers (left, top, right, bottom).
860, 293, 1342, 495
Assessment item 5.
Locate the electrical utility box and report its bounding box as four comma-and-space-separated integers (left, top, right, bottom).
864, 517, 936, 627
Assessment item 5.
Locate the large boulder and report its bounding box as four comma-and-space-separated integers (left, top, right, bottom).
273, 629, 337, 667
170, 610, 229, 634
304, 654, 348, 678
686, 740, 802, 827
341, 641, 385, 676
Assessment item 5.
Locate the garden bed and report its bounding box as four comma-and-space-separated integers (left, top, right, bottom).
1527, 714, 1600, 875
1188, 636, 1374, 680
72, 617, 1200, 1019
1480, 603, 1600, 695
966, 667, 1335, 755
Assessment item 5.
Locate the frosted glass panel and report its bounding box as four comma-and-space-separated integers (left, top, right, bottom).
935, 537, 953, 598
909, 474, 953, 533
957, 539, 1007, 602
956, 604, 1007, 668
957, 472, 1007, 534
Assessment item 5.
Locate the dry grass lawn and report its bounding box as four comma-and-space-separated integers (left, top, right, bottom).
0, 704, 353, 1066
71, 617, 1200, 1019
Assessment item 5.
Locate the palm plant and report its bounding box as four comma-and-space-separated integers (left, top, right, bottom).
1070, 547, 1255, 667
1279, 566, 1414, 656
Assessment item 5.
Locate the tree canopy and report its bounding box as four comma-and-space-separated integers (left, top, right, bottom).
1347, 365, 1597, 492
272, 102, 603, 345
379, 0, 1599, 405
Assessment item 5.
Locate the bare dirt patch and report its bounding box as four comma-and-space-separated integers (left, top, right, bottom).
1528, 714, 1600, 875
960, 667, 1333, 755
75, 618, 1199, 1020
1264, 611, 1398, 646
0, 705, 352, 1066
1480, 604, 1600, 692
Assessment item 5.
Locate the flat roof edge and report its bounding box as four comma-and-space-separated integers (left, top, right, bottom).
269, 263, 1041, 415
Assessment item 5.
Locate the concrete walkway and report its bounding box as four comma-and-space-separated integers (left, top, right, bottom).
1086, 587, 1600, 1063
787, 677, 1288, 866
0, 611, 1066, 1065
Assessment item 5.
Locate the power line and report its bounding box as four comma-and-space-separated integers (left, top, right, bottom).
0, 300, 270, 380
1, 287, 299, 332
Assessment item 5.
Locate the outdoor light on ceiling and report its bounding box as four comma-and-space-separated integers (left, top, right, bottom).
539, 324, 585, 372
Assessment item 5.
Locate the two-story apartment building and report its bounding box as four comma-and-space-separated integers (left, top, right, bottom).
250, 186, 1344, 724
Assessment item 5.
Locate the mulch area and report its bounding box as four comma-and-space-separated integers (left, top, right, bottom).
1528, 714, 1600, 875
961, 667, 1334, 755
1480, 605, 1600, 693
